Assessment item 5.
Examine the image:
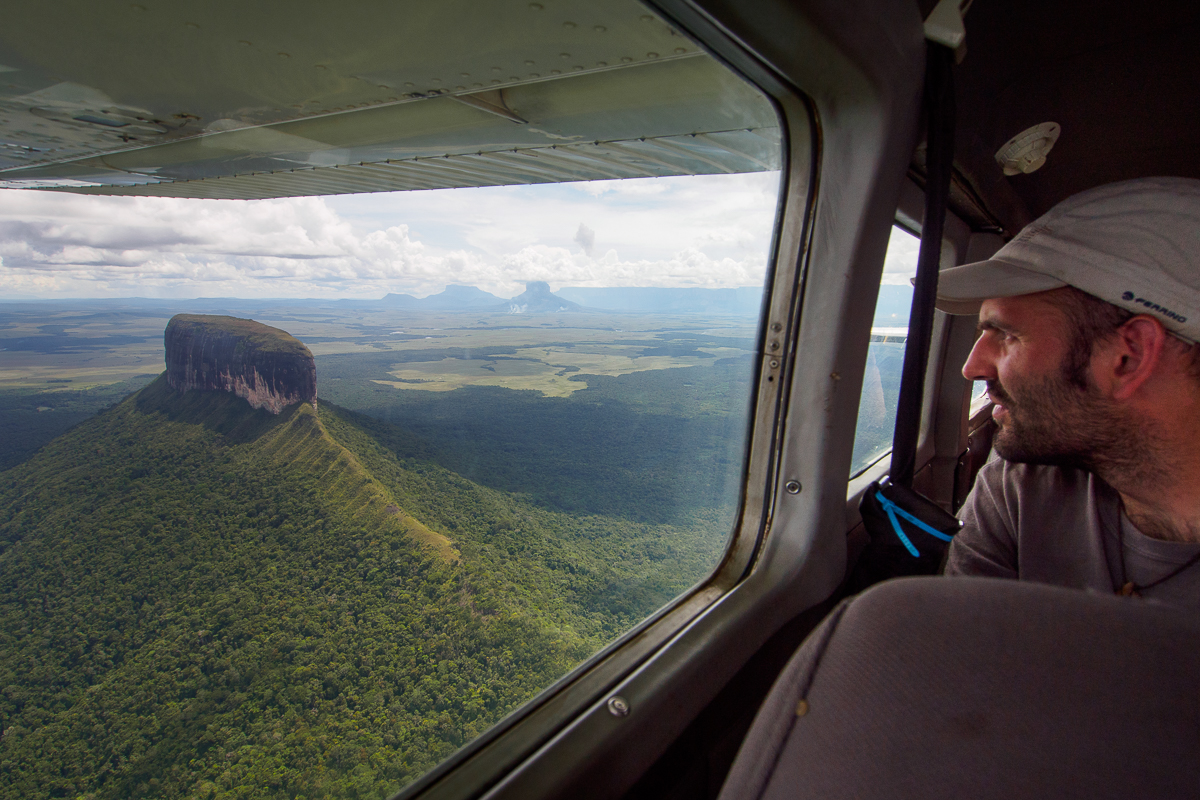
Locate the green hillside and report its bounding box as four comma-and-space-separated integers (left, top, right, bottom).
0, 377, 731, 799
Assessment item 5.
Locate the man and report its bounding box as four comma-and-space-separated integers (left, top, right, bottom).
934, 176, 1200, 606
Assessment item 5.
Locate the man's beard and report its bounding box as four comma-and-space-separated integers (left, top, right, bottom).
988, 367, 1149, 479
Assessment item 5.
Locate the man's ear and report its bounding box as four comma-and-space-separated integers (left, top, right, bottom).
1104, 315, 1169, 400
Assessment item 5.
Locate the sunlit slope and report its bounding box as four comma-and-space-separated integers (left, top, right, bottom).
0, 377, 589, 799
138, 375, 457, 562
318, 404, 731, 631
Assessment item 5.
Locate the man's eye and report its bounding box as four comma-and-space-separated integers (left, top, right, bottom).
989, 328, 1016, 343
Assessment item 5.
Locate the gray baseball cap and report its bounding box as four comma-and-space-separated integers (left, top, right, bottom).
936, 176, 1200, 343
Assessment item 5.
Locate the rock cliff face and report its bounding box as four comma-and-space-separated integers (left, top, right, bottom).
164, 314, 317, 414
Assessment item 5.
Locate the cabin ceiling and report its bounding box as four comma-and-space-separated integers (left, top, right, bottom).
0, 0, 778, 197
946, 1, 1200, 236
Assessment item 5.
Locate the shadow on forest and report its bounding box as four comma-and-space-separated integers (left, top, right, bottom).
134, 374, 298, 444
321, 356, 757, 524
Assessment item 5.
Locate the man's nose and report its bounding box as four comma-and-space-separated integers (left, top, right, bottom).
962, 336, 996, 382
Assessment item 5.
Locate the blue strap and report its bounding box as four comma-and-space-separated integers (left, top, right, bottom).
877, 491, 956, 558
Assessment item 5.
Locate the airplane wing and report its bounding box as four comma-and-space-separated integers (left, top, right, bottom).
0, 0, 780, 198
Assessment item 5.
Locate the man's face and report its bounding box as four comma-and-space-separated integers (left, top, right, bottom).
962, 291, 1128, 469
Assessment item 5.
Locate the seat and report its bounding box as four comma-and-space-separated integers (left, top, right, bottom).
718, 577, 1200, 799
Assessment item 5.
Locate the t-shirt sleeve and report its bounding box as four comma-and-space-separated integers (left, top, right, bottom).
945, 459, 1019, 579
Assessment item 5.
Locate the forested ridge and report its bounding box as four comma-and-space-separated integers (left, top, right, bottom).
0, 377, 731, 799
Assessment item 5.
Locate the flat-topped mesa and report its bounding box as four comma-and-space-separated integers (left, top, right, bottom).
164, 314, 317, 414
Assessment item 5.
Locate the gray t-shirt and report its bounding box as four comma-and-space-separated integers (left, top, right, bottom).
946, 459, 1200, 608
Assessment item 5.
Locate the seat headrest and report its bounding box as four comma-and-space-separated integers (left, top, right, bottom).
720, 577, 1200, 800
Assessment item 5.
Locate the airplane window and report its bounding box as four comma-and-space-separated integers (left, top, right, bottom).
0, 3, 783, 795
971, 379, 990, 411
850, 225, 918, 474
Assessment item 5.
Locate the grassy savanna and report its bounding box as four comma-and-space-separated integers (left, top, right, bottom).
374, 345, 722, 397
0, 306, 171, 388
358, 315, 757, 397
0, 302, 757, 386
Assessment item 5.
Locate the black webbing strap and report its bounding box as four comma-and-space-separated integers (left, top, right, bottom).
889, 43, 956, 488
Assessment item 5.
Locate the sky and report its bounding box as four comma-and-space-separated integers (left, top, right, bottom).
881, 225, 920, 285
0, 170, 919, 300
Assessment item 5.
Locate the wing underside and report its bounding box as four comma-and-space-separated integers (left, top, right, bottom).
0, 0, 780, 198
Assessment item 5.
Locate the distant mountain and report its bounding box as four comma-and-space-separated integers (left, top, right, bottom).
425, 284, 506, 309
382, 284, 505, 310
379, 291, 420, 307
381, 284, 505, 310
385, 282, 581, 313
555, 286, 763, 316
497, 281, 582, 314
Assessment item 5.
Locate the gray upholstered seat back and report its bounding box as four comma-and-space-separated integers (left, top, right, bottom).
719, 577, 1200, 800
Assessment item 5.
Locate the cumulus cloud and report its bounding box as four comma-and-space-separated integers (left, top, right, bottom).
0, 171, 784, 299
881, 225, 920, 285
573, 223, 595, 257
0, 193, 441, 297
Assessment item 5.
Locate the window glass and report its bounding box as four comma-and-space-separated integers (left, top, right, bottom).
971, 379, 990, 411
0, 5, 783, 796
850, 226, 919, 474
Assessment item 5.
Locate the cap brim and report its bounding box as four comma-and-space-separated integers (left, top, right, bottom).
935, 258, 1067, 314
